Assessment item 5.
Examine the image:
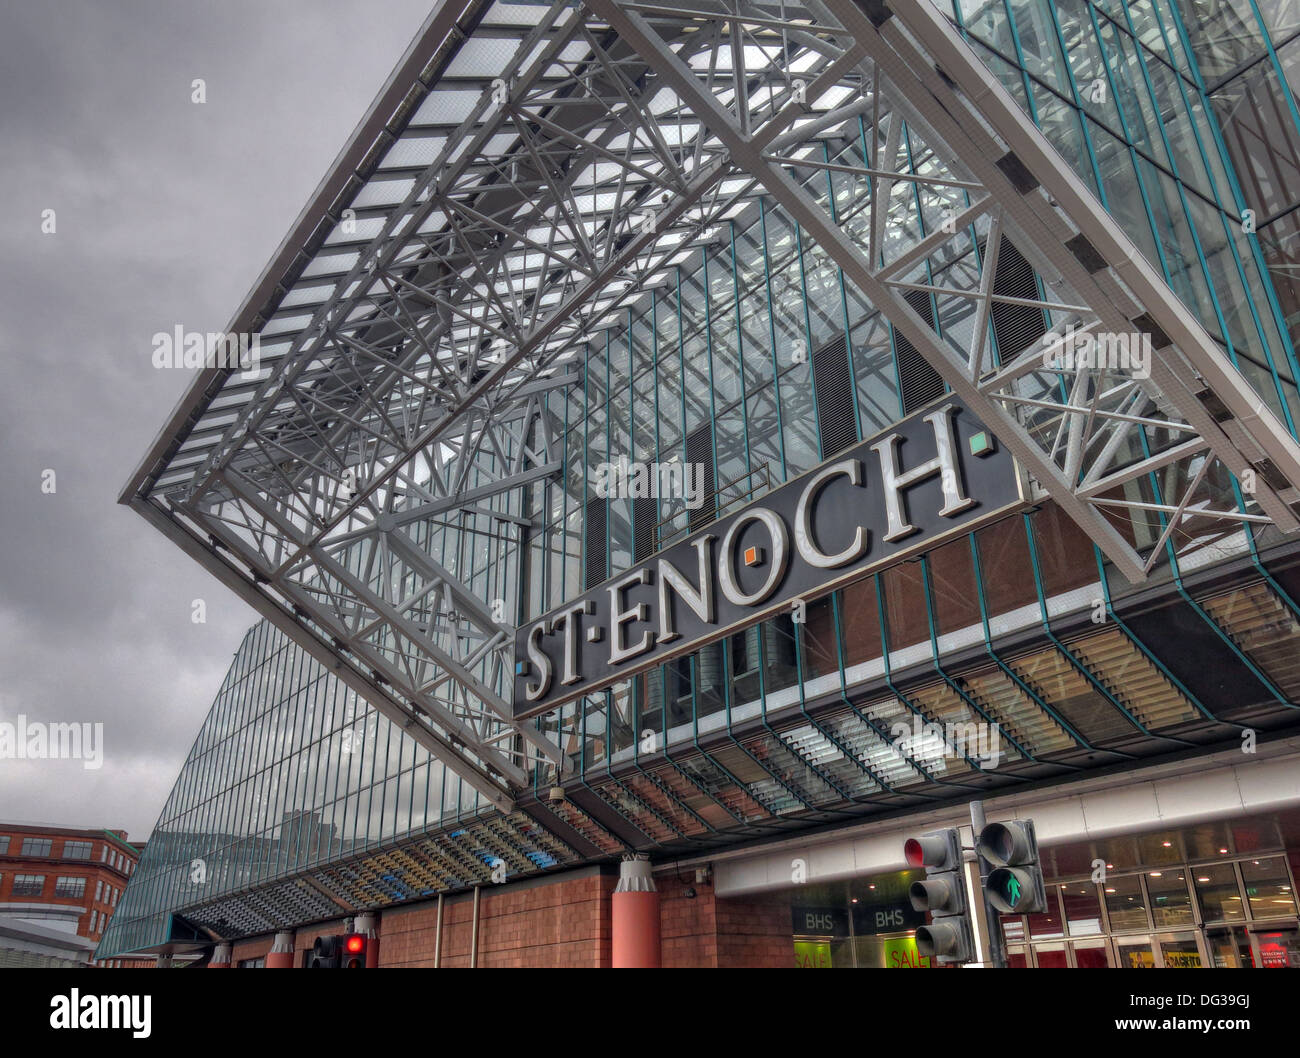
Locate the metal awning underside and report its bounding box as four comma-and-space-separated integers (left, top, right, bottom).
122, 0, 1300, 812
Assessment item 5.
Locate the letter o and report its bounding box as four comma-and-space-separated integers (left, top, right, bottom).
718, 508, 789, 607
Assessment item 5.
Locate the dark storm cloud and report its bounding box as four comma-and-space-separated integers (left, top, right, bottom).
0, 0, 435, 838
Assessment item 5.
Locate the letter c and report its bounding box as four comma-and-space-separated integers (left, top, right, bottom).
794, 458, 868, 568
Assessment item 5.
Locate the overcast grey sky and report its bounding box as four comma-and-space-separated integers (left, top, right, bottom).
0, 0, 434, 841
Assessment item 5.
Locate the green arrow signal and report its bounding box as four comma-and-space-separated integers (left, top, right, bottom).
1004, 874, 1022, 905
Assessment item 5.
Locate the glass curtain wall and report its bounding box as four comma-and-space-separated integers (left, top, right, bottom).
955, 0, 1300, 431
1177, 0, 1300, 366
98, 621, 489, 956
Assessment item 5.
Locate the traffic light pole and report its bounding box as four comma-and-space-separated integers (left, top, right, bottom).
970, 800, 1008, 969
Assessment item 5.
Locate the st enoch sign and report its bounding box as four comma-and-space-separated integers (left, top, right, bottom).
513, 398, 1024, 718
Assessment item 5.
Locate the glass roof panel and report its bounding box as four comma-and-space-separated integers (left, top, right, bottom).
412, 89, 480, 127
351, 177, 415, 209
381, 135, 449, 170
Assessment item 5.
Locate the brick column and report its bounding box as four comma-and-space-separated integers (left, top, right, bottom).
612, 854, 660, 968
265, 931, 295, 968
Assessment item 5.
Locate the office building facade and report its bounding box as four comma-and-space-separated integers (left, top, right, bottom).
0, 823, 146, 968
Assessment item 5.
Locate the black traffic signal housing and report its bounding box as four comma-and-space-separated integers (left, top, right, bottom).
342, 932, 367, 968
977, 819, 1047, 914
308, 934, 342, 968
904, 828, 973, 965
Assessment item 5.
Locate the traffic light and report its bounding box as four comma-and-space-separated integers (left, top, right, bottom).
308, 934, 342, 968
977, 819, 1047, 914
342, 932, 367, 968
904, 828, 973, 965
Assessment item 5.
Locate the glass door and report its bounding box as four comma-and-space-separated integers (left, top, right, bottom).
1206, 925, 1252, 968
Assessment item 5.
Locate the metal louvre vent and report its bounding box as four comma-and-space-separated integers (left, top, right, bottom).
632, 495, 658, 562
621, 772, 710, 835
812, 333, 858, 458
988, 234, 1048, 362
584, 497, 607, 589
894, 289, 947, 414
957, 665, 1075, 756
651, 763, 737, 828
1199, 581, 1300, 699
1007, 645, 1140, 744
685, 423, 716, 531
1068, 628, 1199, 731
673, 755, 773, 822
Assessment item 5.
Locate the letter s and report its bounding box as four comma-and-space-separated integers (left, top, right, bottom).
524, 622, 553, 702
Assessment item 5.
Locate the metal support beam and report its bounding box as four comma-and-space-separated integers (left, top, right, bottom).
129, 495, 515, 811
588, 0, 1300, 585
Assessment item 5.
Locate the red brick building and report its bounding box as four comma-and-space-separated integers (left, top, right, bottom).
0, 822, 150, 968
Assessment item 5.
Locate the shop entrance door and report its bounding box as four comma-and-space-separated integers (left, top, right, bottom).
1206, 926, 1252, 968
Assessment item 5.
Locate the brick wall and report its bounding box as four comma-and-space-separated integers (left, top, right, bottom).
380, 870, 616, 968
231, 937, 273, 965
658, 874, 791, 968
216, 866, 793, 968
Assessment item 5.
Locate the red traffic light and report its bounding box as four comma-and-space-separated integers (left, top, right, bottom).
345, 934, 365, 954
903, 830, 960, 870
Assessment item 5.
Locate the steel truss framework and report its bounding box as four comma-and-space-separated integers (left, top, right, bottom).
125, 0, 1300, 811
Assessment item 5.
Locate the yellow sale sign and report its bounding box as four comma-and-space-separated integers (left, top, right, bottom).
882, 936, 931, 969
794, 941, 832, 969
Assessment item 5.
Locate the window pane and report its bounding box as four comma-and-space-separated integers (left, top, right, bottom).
1178, 0, 1268, 81
1241, 856, 1298, 919
1028, 891, 1064, 938
974, 517, 1037, 618
13, 874, 45, 896
54, 876, 86, 899
1104, 873, 1148, 931
926, 537, 980, 637
1062, 883, 1103, 936
1211, 52, 1300, 219
1194, 863, 1246, 921
1147, 868, 1194, 927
